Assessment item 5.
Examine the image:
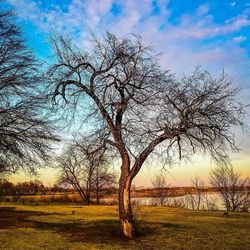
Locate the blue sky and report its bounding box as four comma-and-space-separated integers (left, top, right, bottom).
3, 0, 250, 185
3, 1, 250, 91
3, 1, 250, 74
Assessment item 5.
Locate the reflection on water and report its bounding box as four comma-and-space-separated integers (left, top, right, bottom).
102, 193, 228, 211
132, 192, 225, 210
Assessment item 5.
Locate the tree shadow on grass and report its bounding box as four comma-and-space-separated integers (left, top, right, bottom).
35, 219, 124, 244
0, 207, 58, 229
31, 219, 188, 247
0, 206, 125, 245
0, 206, 188, 246
135, 221, 188, 238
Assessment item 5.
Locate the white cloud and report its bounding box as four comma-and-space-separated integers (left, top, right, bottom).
6, 0, 114, 36
197, 4, 210, 15
109, 1, 154, 35
233, 35, 247, 43
7, 1, 250, 41
165, 15, 250, 40
5, 0, 250, 85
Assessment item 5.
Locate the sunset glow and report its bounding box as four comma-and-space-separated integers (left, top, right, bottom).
3, 0, 250, 186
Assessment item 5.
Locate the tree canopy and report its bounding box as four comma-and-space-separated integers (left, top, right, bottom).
0, 10, 59, 174
49, 32, 245, 238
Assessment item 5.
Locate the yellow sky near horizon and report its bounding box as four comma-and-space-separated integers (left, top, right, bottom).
9, 152, 249, 188
8, 125, 250, 187
8, 112, 250, 187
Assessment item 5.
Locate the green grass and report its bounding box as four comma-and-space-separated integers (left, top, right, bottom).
0, 203, 249, 249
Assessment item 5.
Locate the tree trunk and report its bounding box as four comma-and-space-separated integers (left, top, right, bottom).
118, 174, 135, 239
96, 185, 100, 205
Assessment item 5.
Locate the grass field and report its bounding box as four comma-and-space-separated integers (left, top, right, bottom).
0, 203, 249, 250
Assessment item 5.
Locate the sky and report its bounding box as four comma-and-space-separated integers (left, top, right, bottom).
2, 0, 250, 187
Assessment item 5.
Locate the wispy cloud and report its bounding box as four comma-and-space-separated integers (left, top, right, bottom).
7, 1, 250, 39
233, 35, 247, 43
163, 14, 250, 40
6, 0, 250, 88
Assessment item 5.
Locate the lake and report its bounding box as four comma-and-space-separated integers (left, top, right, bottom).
102, 192, 246, 211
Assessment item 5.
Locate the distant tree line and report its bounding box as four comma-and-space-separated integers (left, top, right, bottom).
0, 178, 64, 196
0, 176, 117, 204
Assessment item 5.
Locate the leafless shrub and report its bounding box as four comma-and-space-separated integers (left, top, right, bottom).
209, 165, 249, 211
169, 196, 185, 208
204, 195, 218, 211
184, 176, 205, 210
151, 175, 172, 206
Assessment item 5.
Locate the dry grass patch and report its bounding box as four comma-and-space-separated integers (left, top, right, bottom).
0, 203, 249, 249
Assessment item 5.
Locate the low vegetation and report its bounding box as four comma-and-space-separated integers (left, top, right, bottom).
0, 203, 249, 249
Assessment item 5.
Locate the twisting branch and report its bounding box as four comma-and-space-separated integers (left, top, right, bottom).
48, 32, 245, 238
0, 9, 59, 174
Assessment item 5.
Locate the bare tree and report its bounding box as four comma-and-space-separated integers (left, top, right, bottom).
94, 162, 117, 204
209, 166, 249, 211
151, 174, 171, 206
57, 144, 96, 204
0, 10, 58, 174
57, 138, 116, 204
204, 194, 218, 211
48, 33, 244, 238
185, 176, 205, 210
